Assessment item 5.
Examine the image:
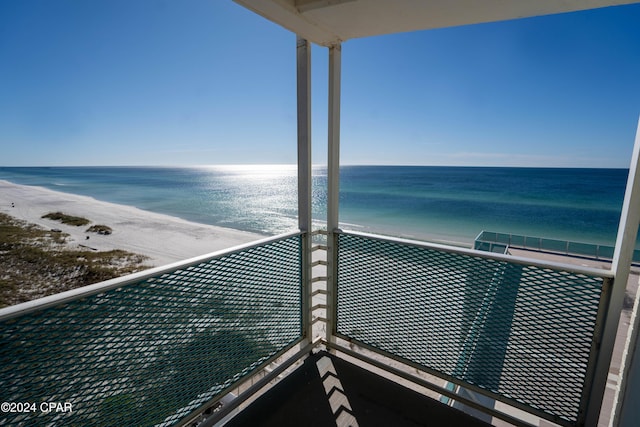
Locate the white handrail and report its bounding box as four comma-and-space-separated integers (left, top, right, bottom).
0, 231, 303, 322
340, 229, 613, 279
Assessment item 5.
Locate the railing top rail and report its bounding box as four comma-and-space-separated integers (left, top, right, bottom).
477, 230, 640, 256
338, 229, 613, 279
0, 230, 303, 322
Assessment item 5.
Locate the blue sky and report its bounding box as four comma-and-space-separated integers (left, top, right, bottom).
1, 1, 639, 167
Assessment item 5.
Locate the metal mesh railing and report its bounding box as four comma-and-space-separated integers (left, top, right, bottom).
0, 233, 303, 427
475, 230, 640, 263
335, 231, 609, 425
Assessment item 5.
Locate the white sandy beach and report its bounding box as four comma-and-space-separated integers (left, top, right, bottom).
0, 180, 266, 267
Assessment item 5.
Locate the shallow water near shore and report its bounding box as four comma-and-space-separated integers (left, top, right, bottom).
0, 165, 634, 247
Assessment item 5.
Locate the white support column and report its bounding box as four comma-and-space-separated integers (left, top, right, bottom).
297, 36, 313, 343
326, 43, 342, 347
610, 117, 640, 426
297, 36, 312, 233
327, 47, 341, 232
585, 117, 640, 426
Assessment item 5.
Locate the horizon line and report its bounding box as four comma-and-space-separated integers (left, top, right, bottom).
0, 163, 631, 170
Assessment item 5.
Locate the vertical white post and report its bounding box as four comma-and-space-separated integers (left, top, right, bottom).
326, 43, 342, 347
297, 36, 312, 233
585, 117, 640, 426
610, 117, 640, 426
297, 36, 313, 343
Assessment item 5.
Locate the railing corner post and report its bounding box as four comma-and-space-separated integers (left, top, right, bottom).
325, 42, 342, 351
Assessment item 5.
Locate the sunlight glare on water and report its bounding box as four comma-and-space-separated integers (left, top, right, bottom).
197, 165, 299, 234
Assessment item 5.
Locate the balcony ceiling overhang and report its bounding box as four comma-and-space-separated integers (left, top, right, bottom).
235, 0, 640, 46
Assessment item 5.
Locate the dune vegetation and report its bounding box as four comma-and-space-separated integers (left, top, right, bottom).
0, 212, 148, 308
42, 211, 91, 226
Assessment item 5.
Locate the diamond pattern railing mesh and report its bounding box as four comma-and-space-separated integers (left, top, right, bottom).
0, 234, 303, 427
335, 232, 608, 425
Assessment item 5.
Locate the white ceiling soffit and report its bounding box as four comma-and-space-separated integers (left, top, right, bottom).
234, 0, 640, 46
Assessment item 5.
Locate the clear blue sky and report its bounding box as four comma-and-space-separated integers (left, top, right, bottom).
1, 0, 639, 167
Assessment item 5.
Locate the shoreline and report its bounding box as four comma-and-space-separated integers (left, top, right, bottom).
0, 179, 476, 263
0, 180, 266, 267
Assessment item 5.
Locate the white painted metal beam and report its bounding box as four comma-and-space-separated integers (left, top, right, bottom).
610, 117, 640, 426
327, 43, 341, 235
297, 36, 314, 343
326, 43, 341, 347
586, 117, 640, 426
297, 36, 312, 233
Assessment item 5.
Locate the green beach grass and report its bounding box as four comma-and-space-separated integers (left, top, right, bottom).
0, 212, 149, 308
42, 211, 91, 226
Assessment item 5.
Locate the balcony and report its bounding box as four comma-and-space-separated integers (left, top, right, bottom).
2, 2, 640, 425
0, 228, 625, 426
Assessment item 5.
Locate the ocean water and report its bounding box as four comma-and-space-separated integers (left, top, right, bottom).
0, 165, 632, 247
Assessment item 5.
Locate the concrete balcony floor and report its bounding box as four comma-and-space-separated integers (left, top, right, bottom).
224, 351, 492, 427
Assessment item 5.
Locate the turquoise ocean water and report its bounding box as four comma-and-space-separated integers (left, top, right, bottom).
0, 166, 634, 247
